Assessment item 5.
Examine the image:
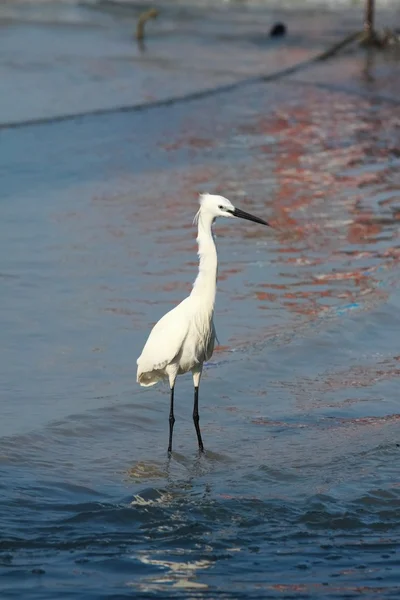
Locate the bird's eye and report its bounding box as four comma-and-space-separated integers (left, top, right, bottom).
218, 205, 224, 210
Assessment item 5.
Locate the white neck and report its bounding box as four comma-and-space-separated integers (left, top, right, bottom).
190, 210, 217, 311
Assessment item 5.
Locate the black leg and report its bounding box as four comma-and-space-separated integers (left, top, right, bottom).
168, 386, 175, 453
193, 386, 204, 452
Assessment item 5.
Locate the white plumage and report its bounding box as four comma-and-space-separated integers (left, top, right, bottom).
136, 193, 269, 452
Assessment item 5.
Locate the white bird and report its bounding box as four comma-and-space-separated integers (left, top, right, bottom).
136, 193, 270, 453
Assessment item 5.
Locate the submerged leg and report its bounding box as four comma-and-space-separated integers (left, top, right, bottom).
168, 385, 175, 453
192, 369, 204, 452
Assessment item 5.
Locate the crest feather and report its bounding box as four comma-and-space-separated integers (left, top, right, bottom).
193, 208, 201, 225
193, 193, 207, 225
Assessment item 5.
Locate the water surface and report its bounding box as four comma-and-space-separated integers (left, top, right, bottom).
1, 7, 400, 599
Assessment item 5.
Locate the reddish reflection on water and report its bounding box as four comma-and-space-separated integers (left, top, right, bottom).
87, 84, 400, 346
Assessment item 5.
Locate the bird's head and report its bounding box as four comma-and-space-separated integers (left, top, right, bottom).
196, 193, 270, 226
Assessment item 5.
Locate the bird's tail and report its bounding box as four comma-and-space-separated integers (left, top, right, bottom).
136, 370, 164, 387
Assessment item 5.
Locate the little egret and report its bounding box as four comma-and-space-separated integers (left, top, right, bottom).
136, 193, 270, 452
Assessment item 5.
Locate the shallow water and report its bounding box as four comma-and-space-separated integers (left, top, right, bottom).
1, 5, 400, 598
3, 0, 398, 126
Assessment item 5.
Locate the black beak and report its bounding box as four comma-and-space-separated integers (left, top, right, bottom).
232, 207, 270, 226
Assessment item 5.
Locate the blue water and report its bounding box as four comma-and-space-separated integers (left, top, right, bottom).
1, 4, 400, 598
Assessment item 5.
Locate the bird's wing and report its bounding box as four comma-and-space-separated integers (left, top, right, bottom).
136, 301, 190, 375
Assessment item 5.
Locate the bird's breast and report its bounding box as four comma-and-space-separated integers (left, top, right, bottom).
177, 315, 215, 373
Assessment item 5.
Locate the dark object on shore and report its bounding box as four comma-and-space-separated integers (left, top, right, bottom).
359, 0, 386, 46
136, 8, 159, 42
317, 0, 399, 60
359, 0, 381, 47
364, 0, 374, 39
270, 22, 287, 37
